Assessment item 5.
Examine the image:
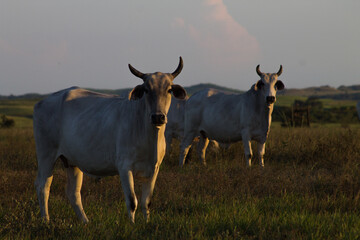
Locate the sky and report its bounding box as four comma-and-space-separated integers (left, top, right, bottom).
0, 0, 359, 95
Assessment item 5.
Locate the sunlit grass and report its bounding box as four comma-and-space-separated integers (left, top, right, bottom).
319, 98, 357, 109
276, 95, 358, 108
0, 99, 37, 117
276, 95, 307, 107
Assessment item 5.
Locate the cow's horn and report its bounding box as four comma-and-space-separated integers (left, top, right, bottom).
277, 65, 283, 76
171, 57, 183, 79
256, 65, 263, 77
129, 64, 145, 80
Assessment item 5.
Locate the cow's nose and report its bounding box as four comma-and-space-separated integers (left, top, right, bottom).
151, 113, 166, 125
266, 96, 276, 104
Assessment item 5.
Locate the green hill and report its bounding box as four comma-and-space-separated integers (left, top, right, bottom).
279, 85, 360, 100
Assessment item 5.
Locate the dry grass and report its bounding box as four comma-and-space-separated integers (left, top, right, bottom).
0, 125, 360, 239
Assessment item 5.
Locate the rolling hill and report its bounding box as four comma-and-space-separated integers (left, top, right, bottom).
1, 84, 360, 101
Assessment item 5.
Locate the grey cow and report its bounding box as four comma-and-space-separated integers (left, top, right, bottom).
33, 57, 186, 223
179, 65, 284, 167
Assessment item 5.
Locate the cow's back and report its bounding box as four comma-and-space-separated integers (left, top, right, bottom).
186, 88, 242, 124
33, 87, 120, 148
184, 88, 249, 142
184, 89, 220, 128
33, 87, 81, 148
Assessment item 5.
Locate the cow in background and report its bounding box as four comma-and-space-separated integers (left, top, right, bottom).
165, 96, 187, 155
165, 96, 221, 159
179, 65, 284, 167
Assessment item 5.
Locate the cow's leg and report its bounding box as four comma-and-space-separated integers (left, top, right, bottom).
257, 141, 266, 167
65, 166, 89, 223
242, 135, 253, 167
179, 131, 196, 166
119, 169, 137, 223
35, 174, 53, 222
140, 167, 159, 222
197, 133, 209, 166
34, 153, 56, 222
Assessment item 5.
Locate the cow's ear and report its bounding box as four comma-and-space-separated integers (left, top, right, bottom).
129, 85, 145, 100
275, 80, 285, 91
255, 80, 264, 91
171, 84, 187, 99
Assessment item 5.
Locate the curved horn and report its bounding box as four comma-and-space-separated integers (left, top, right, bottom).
256, 65, 263, 77
171, 57, 183, 79
277, 65, 283, 76
128, 64, 145, 80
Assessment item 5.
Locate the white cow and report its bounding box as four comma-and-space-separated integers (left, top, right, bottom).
179, 65, 284, 167
165, 96, 221, 158
33, 57, 186, 223
165, 97, 187, 155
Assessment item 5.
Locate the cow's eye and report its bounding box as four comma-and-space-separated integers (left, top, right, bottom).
144, 88, 149, 94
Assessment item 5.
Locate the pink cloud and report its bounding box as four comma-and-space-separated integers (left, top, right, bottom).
205, 0, 229, 22
172, 0, 260, 68
171, 17, 185, 29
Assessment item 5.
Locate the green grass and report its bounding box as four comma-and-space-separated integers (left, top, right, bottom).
6, 116, 33, 128
276, 95, 358, 108
276, 95, 308, 107
0, 99, 36, 129
1, 124, 360, 239
0, 99, 38, 118
318, 99, 357, 109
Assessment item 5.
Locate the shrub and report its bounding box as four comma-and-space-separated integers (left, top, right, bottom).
0, 115, 15, 128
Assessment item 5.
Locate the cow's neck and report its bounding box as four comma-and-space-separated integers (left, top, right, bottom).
137, 99, 166, 167
261, 104, 273, 138
249, 89, 274, 139
148, 126, 165, 167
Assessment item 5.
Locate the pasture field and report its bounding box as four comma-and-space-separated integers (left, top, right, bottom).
0, 99, 38, 129
0, 99, 39, 118
0, 98, 359, 239
276, 95, 358, 109
0, 122, 360, 239
276, 95, 308, 107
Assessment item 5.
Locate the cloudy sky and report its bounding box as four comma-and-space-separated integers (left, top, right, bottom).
0, 0, 359, 95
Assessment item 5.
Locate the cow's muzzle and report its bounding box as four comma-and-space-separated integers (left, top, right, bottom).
266, 96, 276, 105
151, 113, 166, 126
